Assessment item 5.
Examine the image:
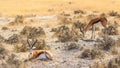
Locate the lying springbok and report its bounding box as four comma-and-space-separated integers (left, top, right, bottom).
83, 16, 108, 39
27, 39, 53, 60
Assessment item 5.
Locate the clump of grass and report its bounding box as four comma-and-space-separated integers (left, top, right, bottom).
9, 15, 24, 25
20, 26, 46, 39
53, 25, 80, 42
5, 34, 20, 44
1, 26, 9, 30
6, 54, 23, 68
109, 11, 118, 16
0, 44, 7, 59
57, 13, 72, 25
73, 21, 86, 37
80, 48, 103, 59
14, 44, 28, 52
102, 25, 118, 35
74, 9, 85, 14
64, 43, 79, 50
35, 39, 50, 50
110, 38, 120, 55
99, 36, 115, 51
107, 56, 120, 68
0, 35, 5, 42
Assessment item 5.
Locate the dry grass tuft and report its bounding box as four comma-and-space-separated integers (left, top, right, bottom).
34, 39, 50, 50
53, 25, 81, 42
107, 56, 120, 68
9, 15, 24, 25
64, 43, 79, 50
57, 13, 72, 25
0, 35, 5, 42
80, 48, 103, 59
108, 11, 118, 16
14, 44, 28, 52
0, 44, 7, 59
74, 9, 85, 14
20, 26, 46, 39
6, 54, 23, 68
1, 26, 9, 30
5, 34, 20, 44
73, 21, 86, 36
102, 25, 118, 35
99, 36, 115, 51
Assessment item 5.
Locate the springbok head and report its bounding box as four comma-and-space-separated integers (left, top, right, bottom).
27, 39, 37, 55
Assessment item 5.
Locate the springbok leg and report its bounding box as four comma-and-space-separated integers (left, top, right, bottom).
91, 25, 95, 39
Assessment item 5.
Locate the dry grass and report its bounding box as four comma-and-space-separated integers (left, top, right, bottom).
34, 39, 50, 50
80, 48, 103, 59
53, 25, 81, 42
6, 54, 23, 68
64, 43, 79, 50
99, 36, 115, 51
0, 44, 7, 59
14, 44, 28, 52
1, 26, 9, 30
20, 26, 46, 39
5, 34, 20, 44
108, 11, 118, 16
102, 25, 119, 35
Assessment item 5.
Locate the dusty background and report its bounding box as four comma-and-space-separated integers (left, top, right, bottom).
0, 0, 120, 68
0, 0, 120, 16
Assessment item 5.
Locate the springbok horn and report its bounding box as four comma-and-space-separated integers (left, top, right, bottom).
27, 39, 31, 48
31, 39, 37, 48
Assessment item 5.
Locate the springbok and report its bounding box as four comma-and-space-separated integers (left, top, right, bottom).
27, 39, 53, 60
83, 16, 108, 40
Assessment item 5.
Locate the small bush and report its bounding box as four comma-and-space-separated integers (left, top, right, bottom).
6, 54, 23, 68
80, 49, 103, 59
9, 15, 24, 25
74, 10, 85, 14
64, 43, 79, 50
99, 36, 115, 51
107, 56, 120, 68
1, 27, 9, 30
35, 39, 50, 50
20, 26, 46, 39
0, 44, 7, 59
102, 25, 118, 35
5, 34, 20, 44
109, 11, 118, 16
14, 44, 28, 52
73, 21, 86, 36
57, 13, 72, 25
0, 35, 5, 42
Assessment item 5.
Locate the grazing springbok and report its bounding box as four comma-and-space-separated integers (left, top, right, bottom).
27, 39, 53, 60
83, 17, 108, 40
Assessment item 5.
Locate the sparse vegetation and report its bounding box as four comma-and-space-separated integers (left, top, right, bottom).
14, 44, 28, 52
102, 25, 118, 35
80, 48, 103, 59
6, 54, 23, 68
109, 11, 118, 16
99, 36, 115, 51
1, 26, 9, 30
34, 39, 50, 50
9, 15, 24, 25
20, 26, 46, 39
0, 44, 7, 59
53, 25, 81, 42
64, 43, 79, 50
5, 34, 20, 44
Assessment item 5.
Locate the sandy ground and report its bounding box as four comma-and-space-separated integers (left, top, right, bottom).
0, 0, 120, 16
0, 0, 120, 68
